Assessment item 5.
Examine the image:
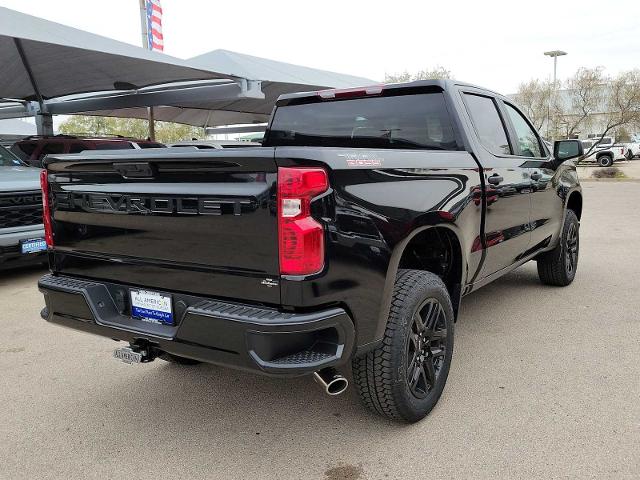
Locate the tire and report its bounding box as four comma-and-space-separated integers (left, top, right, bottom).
626, 149, 633, 160
352, 269, 454, 423
159, 352, 201, 365
537, 209, 579, 286
598, 155, 613, 167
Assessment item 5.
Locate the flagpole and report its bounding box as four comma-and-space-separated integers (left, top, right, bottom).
138, 0, 156, 141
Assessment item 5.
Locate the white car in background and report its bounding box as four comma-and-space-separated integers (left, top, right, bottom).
580, 137, 626, 167
167, 140, 261, 149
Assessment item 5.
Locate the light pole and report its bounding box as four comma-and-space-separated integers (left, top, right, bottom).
544, 50, 567, 139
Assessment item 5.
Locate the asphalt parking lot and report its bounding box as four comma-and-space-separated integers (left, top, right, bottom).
1, 182, 638, 480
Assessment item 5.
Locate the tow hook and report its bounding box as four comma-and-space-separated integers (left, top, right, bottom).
113, 344, 157, 364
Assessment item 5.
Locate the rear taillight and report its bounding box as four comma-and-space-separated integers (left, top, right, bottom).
40, 170, 53, 247
277, 167, 328, 275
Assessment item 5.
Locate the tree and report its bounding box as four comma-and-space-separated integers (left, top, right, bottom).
580, 69, 640, 156
513, 79, 556, 132
616, 126, 631, 143
560, 67, 606, 139
59, 115, 204, 143
384, 66, 452, 83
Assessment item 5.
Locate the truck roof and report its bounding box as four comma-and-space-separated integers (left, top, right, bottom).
275, 79, 502, 105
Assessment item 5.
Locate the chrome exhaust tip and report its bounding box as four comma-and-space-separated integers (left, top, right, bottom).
313, 367, 348, 396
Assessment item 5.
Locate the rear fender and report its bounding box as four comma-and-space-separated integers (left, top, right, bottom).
374, 224, 468, 342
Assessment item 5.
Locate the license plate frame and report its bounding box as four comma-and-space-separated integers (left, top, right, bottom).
130, 288, 174, 325
20, 238, 47, 255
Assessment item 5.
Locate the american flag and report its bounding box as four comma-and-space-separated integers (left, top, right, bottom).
145, 0, 164, 51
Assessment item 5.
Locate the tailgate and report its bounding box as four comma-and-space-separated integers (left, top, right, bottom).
46, 148, 280, 304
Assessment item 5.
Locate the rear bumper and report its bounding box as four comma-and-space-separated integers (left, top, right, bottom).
38, 274, 355, 376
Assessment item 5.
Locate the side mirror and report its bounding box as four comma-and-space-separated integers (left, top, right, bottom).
553, 139, 583, 161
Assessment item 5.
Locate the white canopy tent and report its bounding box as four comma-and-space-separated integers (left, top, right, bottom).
0, 6, 227, 100
0, 7, 374, 133
0, 8, 254, 134
43, 50, 375, 128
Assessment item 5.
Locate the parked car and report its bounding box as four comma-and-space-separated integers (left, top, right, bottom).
10, 135, 165, 167
38, 80, 583, 423
580, 137, 626, 166
168, 140, 262, 149
0, 145, 46, 269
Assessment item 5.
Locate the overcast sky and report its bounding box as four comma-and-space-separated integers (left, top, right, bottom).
2, 0, 639, 94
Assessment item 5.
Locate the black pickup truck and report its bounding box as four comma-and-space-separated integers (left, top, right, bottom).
38, 80, 584, 423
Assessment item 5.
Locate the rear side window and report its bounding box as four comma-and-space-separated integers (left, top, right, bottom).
138, 142, 164, 149
94, 142, 135, 150
265, 93, 458, 150
463, 94, 511, 156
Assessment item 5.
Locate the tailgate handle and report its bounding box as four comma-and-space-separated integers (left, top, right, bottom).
114, 162, 155, 179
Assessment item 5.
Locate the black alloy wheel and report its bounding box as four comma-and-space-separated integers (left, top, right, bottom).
565, 221, 579, 277
406, 298, 448, 399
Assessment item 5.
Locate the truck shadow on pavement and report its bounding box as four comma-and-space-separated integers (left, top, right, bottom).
92, 265, 545, 434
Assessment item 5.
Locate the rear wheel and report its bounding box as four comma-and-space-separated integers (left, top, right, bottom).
352, 269, 454, 423
598, 155, 613, 167
537, 209, 579, 286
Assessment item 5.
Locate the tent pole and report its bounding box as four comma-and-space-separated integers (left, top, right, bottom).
138, 0, 156, 141
14, 38, 53, 136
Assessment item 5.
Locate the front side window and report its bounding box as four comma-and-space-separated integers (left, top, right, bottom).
463, 94, 511, 156
266, 92, 458, 150
504, 103, 543, 158
0, 145, 24, 166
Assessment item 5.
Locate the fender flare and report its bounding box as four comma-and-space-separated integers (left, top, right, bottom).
372, 223, 468, 343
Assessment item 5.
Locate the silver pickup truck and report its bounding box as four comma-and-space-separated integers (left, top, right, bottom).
0, 145, 46, 269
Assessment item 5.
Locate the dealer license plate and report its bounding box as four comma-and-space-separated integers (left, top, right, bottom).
130, 289, 173, 325
20, 238, 47, 254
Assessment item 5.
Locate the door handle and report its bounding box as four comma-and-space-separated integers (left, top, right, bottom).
531, 171, 542, 181
487, 174, 503, 185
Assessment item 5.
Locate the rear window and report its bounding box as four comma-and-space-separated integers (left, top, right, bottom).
94, 142, 135, 150
265, 93, 458, 150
